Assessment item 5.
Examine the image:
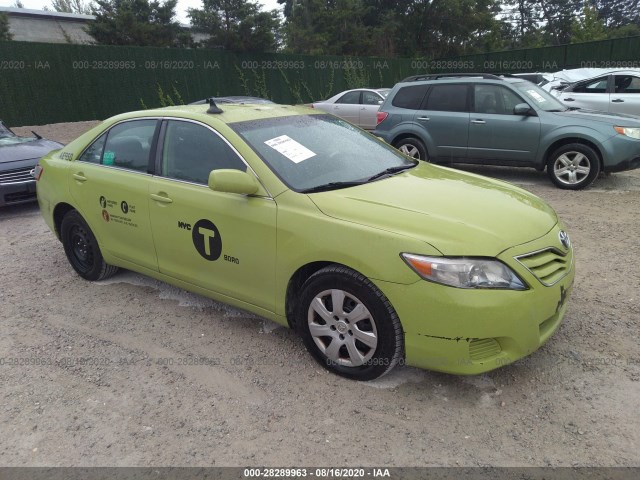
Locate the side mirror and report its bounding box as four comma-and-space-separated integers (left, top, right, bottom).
514, 103, 534, 116
208, 169, 259, 195
378, 100, 384, 105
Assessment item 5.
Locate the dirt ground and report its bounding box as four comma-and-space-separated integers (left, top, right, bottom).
1, 121, 639, 467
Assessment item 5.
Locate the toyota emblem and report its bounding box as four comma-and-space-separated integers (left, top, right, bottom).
558, 231, 571, 250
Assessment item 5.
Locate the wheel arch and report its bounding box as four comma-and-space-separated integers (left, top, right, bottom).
541, 137, 604, 172
285, 261, 367, 330
53, 202, 76, 240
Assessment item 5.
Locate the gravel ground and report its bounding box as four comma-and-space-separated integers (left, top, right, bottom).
1, 121, 639, 467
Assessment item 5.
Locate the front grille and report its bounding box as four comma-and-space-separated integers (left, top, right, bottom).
516, 248, 571, 286
0, 167, 34, 184
469, 338, 502, 362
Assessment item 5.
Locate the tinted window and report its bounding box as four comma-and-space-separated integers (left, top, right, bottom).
79, 132, 107, 164
573, 77, 608, 93
425, 84, 468, 112
474, 85, 524, 115
232, 114, 414, 192
391, 85, 429, 109
362, 91, 382, 105
102, 120, 157, 172
162, 120, 246, 185
614, 75, 640, 94
336, 91, 361, 104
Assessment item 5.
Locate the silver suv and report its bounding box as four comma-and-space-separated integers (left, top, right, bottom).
374, 73, 640, 189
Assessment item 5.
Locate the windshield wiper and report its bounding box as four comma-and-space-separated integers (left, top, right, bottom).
366, 163, 416, 182
299, 180, 368, 193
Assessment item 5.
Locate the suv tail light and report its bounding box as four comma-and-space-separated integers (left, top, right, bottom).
376, 112, 389, 125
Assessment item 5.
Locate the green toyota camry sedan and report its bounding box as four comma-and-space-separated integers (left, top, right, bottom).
35, 102, 574, 380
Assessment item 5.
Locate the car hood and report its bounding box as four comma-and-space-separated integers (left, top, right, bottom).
308, 164, 558, 257
0, 137, 63, 164
550, 108, 640, 125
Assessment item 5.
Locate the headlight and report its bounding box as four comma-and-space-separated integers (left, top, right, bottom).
401, 254, 527, 290
614, 126, 640, 139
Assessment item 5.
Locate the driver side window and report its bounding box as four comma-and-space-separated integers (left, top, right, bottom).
573, 77, 608, 93
161, 120, 246, 185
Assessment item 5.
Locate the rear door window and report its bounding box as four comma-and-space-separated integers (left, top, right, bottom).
614, 75, 640, 94
424, 84, 469, 112
336, 91, 361, 104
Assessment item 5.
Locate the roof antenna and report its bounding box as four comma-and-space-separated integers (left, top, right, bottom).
206, 98, 224, 114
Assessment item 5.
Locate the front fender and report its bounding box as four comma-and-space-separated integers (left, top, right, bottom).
536, 125, 614, 168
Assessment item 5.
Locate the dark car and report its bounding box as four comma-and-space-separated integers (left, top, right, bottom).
0, 120, 63, 207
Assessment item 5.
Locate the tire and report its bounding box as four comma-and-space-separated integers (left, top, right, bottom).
547, 143, 600, 190
394, 137, 428, 161
296, 265, 404, 381
60, 210, 119, 281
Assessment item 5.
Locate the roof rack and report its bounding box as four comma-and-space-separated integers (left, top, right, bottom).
402, 73, 503, 82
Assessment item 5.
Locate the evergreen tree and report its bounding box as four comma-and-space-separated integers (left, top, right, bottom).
188, 0, 280, 52
87, 0, 191, 47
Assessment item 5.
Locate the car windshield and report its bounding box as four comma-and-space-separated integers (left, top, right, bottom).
0, 121, 15, 138
378, 89, 390, 98
232, 114, 416, 192
513, 82, 568, 112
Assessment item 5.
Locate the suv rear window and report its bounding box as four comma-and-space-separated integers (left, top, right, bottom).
424, 84, 468, 112
391, 85, 429, 109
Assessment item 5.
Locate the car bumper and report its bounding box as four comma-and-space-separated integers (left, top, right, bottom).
0, 179, 37, 207
601, 136, 640, 173
374, 224, 575, 374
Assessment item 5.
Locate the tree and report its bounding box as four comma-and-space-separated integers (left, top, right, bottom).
0, 13, 12, 41
12, 1, 24, 7
87, 0, 191, 47
571, 4, 607, 42
51, 0, 94, 14
188, 0, 280, 52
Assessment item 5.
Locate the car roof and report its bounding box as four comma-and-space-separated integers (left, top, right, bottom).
107, 103, 317, 126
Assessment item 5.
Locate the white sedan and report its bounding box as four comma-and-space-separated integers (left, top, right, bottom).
312, 88, 390, 130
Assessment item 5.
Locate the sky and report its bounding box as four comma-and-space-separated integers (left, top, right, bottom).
0, 0, 283, 24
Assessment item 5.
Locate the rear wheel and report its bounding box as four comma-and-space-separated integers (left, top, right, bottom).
394, 137, 427, 161
61, 210, 118, 281
297, 265, 404, 381
547, 144, 600, 190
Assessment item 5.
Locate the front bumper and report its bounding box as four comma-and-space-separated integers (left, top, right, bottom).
0, 179, 37, 207
375, 224, 574, 374
601, 135, 640, 173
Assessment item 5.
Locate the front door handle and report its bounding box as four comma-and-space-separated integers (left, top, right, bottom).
611, 98, 624, 103
564, 97, 575, 102
471, 119, 486, 124
417, 116, 430, 121
73, 172, 87, 182
150, 193, 173, 204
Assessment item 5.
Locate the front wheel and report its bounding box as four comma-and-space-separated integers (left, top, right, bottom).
394, 137, 428, 161
296, 265, 404, 381
547, 144, 600, 190
61, 210, 119, 281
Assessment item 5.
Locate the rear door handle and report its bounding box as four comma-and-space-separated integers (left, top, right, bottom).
72, 172, 87, 182
611, 98, 624, 103
564, 97, 575, 102
471, 119, 486, 124
417, 116, 430, 121
150, 193, 173, 204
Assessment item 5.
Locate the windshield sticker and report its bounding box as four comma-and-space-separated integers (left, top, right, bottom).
527, 90, 547, 103
265, 135, 316, 163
